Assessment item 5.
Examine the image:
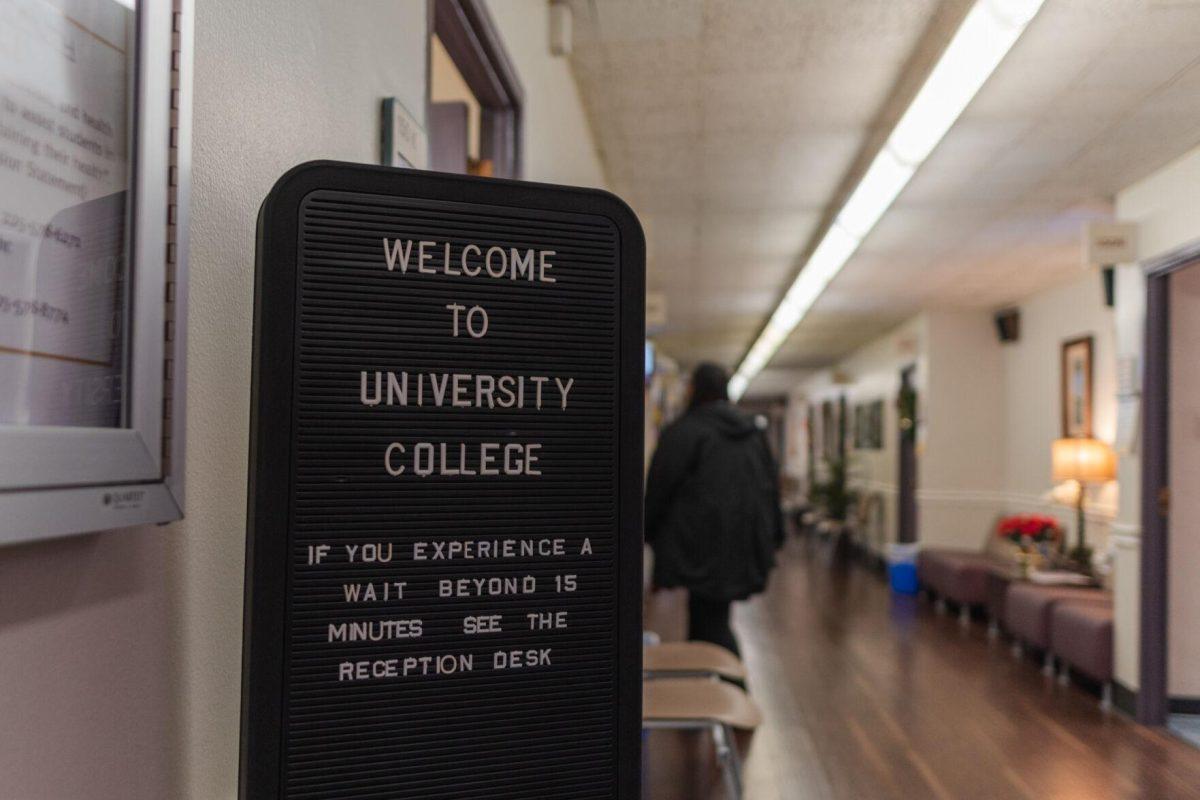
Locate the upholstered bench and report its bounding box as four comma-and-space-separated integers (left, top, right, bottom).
1004, 584, 1109, 673
917, 549, 1000, 623
1051, 601, 1114, 710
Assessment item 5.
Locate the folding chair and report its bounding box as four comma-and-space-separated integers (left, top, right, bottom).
642, 677, 763, 800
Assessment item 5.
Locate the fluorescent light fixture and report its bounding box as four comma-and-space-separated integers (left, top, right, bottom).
729, 0, 1045, 400
837, 149, 915, 238
889, 1, 1031, 164
795, 222, 859, 292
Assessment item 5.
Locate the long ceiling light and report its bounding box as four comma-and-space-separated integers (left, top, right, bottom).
729, 0, 1047, 400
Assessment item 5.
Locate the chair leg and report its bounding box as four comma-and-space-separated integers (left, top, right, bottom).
1057, 661, 1070, 686
1012, 641, 1024, 659
959, 605, 971, 628
936, 597, 947, 616
987, 617, 1000, 640
1100, 683, 1113, 713
712, 722, 743, 800
1042, 651, 1055, 677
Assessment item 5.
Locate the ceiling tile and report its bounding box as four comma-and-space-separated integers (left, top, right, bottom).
567, 0, 1200, 379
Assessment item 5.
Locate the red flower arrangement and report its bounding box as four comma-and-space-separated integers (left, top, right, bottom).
996, 514, 1062, 550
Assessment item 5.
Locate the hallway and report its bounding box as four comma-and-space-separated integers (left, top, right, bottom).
645, 540, 1200, 800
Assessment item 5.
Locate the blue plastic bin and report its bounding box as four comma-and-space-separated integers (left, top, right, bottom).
887, 543, 920, 595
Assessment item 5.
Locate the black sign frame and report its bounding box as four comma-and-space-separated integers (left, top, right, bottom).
240, 161, 644, 799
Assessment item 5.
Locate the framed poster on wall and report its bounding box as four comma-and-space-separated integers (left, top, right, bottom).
1061, 335, 1094, 438
853, 400, 884, 450
0, 0, 192, 544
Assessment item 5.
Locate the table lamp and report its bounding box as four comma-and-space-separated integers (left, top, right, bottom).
1051, 437, 1116, 568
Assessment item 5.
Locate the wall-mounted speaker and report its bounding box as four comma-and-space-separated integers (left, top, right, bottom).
995, 308, 1020, 343
1103, 266, 1115, 308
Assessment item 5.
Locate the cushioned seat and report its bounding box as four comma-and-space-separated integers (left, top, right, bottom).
918, 549, 999, 607
642, 677, 762, 731
643, 641, 747, 682
1051, 601, 1113, 683
1004, 584, 1108, 650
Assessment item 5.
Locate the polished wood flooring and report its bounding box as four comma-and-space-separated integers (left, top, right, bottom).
643, 537, 1200, 800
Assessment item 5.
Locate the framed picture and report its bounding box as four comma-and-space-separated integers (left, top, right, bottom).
805, 403, 818, 476
867, 399, 883, 449
852, 400, 884, 450
821, 400, 835, 461
1061, 335, 1094, 438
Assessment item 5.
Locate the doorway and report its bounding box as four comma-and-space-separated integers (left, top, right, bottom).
897, 365, 918, 544
428, 0, 523, 177
1140, 246, 1200, 741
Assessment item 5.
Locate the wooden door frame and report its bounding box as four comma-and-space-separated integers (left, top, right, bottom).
430, 0, 524, 178
1139, 240, 1200, 724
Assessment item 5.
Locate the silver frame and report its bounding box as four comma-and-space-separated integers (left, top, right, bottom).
0, 0, 191, 543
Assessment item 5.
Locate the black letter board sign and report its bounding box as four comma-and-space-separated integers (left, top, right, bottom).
241, 162, 644, 799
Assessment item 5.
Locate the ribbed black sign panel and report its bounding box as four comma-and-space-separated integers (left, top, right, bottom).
242, 163, 644, 800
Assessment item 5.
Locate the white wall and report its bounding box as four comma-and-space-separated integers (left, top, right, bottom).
175, 4, 430, 796
1119, 146, 1200, 263
919, 312, 1007, 551
485, 0, 608, 189
794, 314, 1002, 553
999, 273, 1118, 545
0, 530, 177, 799
1111, 263, 1147, 689
793, 285, 1125, 559
1112, 142, 1200, 691
0, 3, 620, 797
0, 3, 429, 798
795, 311, 1015, 553
795, 315, 926, 551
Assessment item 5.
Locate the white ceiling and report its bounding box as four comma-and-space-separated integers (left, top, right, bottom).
566, 0, 1200, 395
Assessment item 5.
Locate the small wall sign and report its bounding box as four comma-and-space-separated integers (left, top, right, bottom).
381, 97, 428, 169
1083, 221, 1137, 266
240, 162, 644, 798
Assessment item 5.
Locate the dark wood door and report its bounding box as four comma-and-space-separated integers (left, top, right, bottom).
898, 365, 918, 544
429, 101, 469, 174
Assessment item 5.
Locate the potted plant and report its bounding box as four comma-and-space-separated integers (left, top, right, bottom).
996, 514, 1063, 578
809, 456, 858, 532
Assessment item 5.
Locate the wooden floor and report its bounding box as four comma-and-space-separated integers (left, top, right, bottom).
643, 537, 1200, 800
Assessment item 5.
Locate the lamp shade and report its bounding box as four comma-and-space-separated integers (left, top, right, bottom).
1052, 438, 1116, 484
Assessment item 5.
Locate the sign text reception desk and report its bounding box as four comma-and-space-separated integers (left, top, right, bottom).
241, 163, 644, 798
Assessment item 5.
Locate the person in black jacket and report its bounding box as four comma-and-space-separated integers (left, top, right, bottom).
645, 362, 784, 656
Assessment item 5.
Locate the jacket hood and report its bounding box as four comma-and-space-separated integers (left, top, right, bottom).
692, 401, 760, 439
